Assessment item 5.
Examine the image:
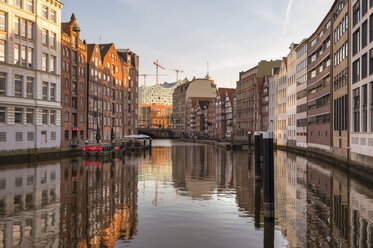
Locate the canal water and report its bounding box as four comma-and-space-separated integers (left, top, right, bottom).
0, 140, 371, 248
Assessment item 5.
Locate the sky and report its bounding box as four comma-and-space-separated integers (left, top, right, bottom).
61, 0, 334, 88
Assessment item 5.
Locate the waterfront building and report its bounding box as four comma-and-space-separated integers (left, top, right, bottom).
350, 0, 373, 165
195, 100, 210, 137
286, 43, 298, 147
172, 78, 216, 136
0, 0, 63, 152
207, 99, 216, 138
138, 80, 184, 106
86, 43, 105, 143
61, 14, 87, 147
118, 49, 139, 135
235, 60, 281, 136
216, 88, 235, 141
260, 76, 270, 131
277, 58, 288, 146
268, 72, 279, 138
296, 39, 309, 148
307, 7, 333, 151
138, 104, 172, 128
332, 0, 350, 159
185, 97, 215, 137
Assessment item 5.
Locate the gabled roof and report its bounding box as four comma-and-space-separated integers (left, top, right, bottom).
99, 43, 114, 60
282, 57, 288, 70
87, 44, 100, 63
218, 88, 235, 99
188, 97, 216, 108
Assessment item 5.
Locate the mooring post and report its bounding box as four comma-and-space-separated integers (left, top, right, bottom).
263, 131, 274, 221
264, 219, 275, 248
255, 181, 261, 229
255, 131, 261, 181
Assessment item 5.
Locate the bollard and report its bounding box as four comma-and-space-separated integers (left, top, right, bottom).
254, 181, 261, 229
255, 131, 261, 181
263, 131, 274, 221
264, 219, 275, 248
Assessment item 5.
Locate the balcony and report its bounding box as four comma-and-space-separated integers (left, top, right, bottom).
308, 83, 331, 102
308, 104, 330, 117
308, 66, 330, 87
308, 28, 331, 55
308, 46, 331, 71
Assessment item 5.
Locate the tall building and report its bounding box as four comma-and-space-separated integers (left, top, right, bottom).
172, 78, 216, 136
296, 39, 308, 148
138, 80, 184, 106
277, 58, 288, 146
118, 49, 139, 135
307, 7, 333, 151
235, 60, 281, 135
350, 0, 373, 164
286, 43, 298, 147
61, 14, 87, 147
0, 0, 62, 152
333, 0, 350, 158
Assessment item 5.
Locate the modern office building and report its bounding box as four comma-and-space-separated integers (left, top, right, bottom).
0, 0, 63, 151
350, 0, 373, 166
307, 6, 333, 151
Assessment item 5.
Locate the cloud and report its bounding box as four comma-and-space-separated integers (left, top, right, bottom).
282, 0, 294, 38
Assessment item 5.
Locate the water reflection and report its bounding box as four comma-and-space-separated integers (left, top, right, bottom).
0, 141, 371, 247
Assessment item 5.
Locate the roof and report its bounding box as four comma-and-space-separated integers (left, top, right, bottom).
197, 100, 211, 110
161, 82, 178, 88
188, 97, 216, 107
87, 44, 99, 63
99, 43, 114, 59
218, 88, 235, 99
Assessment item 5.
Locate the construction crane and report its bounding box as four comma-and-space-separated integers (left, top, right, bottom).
153, 60, 165, 85
139, 74, 167, 86
165, 68, 184, 82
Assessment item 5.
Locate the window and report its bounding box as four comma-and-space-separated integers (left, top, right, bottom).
353, 59, 361, 84
26, 77, 33, 98
362, 21, 367, 48
42, 82, 48, 100
362, 53, 368, 79
50, 55, 56, 72
14, 108, 22, 123
27, 0, 33, 13
0, 12, 5, 31
20, 19, 26, 37
50, 110, 55, 125
26, 108, 33, 124
363, 84, 368, 132
15, 132, 23, 142
353, 88, 360, 132
14, 75, 22, 97
64, 112, 69, 122
0, 40, 5, 62
363, 0, 368, 16
370, 14, 373, 42
15, 0, 22, 8
27, 21, 33, 40
50, 10, 56, 22
50, 83, 55, 101
353, 1, 360, 26
80, 113, 84, 123
0, 132, 6, 142
14, 17, 19, 35
50, 32, 56, 48
14, 44, 19, 64
42, 29, 48, 45
27, 132, 34, 141
27, 47, 33, 67
51, 132, 56, 140
21, 45, 26, 66
42, 53, 47, 71
0, 107, 5, 123
353, 29, 360, 55
42, 6, 48, 19
0, 73, 5, 96
42, 110, 48, 124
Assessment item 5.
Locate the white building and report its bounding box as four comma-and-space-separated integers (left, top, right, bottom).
138, 80, 185, 106
295, 39, 308, 148
0, 0, 62, 152
277, 58, 288, 146
286, 43, 298, 147
0, 162, 61, 247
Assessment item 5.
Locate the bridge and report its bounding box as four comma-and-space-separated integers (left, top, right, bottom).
138, 128, 176, 139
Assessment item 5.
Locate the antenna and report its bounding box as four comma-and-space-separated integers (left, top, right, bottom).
207, 62, 210, 78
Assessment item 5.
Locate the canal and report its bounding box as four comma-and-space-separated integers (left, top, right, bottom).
0, 140, 371, 247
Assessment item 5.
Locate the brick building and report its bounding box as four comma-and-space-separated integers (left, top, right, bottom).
185, 97, 215, 137
207, 99, 216, 138
61, 14, 87, 147
216, 88, 235, 141
138, 104, 172, 128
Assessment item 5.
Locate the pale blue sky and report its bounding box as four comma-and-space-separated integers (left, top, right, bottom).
61, 0, 334, 88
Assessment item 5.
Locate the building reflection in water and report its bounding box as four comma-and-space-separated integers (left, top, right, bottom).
59, 156, 138, 248
0, 162, 61, 247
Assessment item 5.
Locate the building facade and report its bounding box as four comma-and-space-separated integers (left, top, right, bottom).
216, 88, 235, 141
333, 0, 350, 158
0, 0, 62, 151
307, 8, 333, 151
138, 80, 184, 106
350, 0, 373, 165
61, 14, 87, 147
286, 43, 298, 147
296, 39, 309, 148
268, 72, 279, 138
172, 78, 216, 136
277, 58, 288, 146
